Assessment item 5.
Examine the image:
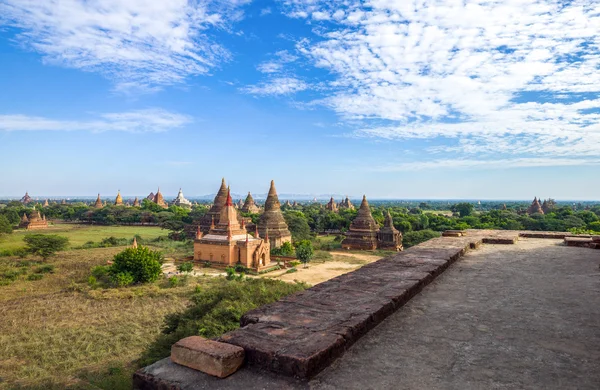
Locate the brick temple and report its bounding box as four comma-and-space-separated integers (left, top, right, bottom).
257, 180, 292, 250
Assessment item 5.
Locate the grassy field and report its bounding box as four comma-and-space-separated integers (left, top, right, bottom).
0, 224, 166, 251
0, 225, 197, 389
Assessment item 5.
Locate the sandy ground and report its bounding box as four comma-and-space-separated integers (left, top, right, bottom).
162, 251, 385, 284
267, 251, 384, 285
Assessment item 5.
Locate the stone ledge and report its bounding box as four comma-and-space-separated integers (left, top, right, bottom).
218, 231, 520, 379
171, 336, 245, 378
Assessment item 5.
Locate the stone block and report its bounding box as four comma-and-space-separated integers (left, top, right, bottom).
171, 336, 244, 378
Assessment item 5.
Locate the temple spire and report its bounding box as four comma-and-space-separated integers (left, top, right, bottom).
132, 237, 138, 249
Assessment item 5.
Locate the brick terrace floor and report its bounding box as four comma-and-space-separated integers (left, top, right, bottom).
136, 238, 600, 390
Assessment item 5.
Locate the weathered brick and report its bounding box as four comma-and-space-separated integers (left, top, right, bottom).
171, 336, 244, 378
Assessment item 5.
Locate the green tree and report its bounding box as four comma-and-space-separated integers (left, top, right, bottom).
295, 240, 314, 268
283, 210, 312, 241
452, 202, 475, 217
110, 246, 163, 284
177, 262, 194, 273
0, 215, 12, 235
23, 234, 69, 260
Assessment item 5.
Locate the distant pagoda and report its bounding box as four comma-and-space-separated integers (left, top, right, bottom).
43, 199, 49, 207
241, 192, 260, 214
338, 196, 355, 210
132, 197, 140, 207
526, 197, 544, 215
377, 210, 403, 251
93, 194, 103, 208
257, 180, 292, 250
153, 188, 168, 209
199, 178, 230, 233
114, 191, 123, 206
326, 197, 338, 212
342, 195, 379, 250
172, 188, 192, 208
61, 199, 67, 205
146, 192, 155, 201
19, 210, 48, 230
20, 192, 33, 205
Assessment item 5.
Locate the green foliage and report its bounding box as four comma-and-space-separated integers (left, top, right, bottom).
27, 273, 44, 281
23, 234, 69, 260
0, 214, 13, 235
140, 278, 307, 365
0, 248, 28, 258
225, 266, 244, 281
283, 210, 312, 241
111, 271, 135, 287
586, 221, 600, 232
288, 260, 301, 267
285, 267, 298, 274
91, 265, 110, 279
295, 240, 314, 267
177, 262, 194, 273
35, 264, 55, 274
109, 246, 163, 285
87, 275, 98, 287
452, 203, 475, 217
271, 241, 295, 257
234, 264, 250, 273
402, 229, 441, 248
168, 276, 180, 288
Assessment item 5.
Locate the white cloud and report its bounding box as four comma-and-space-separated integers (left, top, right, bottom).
374, 157, 600, 172
257, 61, 283, 74
242, 77, 308, 96
0, 109, 191, 133
260, 7, 272, 16
277, 0, 600, 165
0, 0, 249, 90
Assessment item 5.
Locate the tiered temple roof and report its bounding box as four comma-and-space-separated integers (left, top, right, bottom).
115, 191, 123, 206
342, 195, 379, 250
43, 199, 49, 207
199, 178, 230, 233
338, 196, 355, 210
133, 197, 140, 207
153, 188, 168, 209
172, 188, 192, 208
257, 180, 292, 249
527, 197, 544, 215
20, 192, 33, 204
19, 210, 48, 230
377, 210, 403, 251
194, 188, 271, 271
241, 192, 260, 214
146, 192, 155, 201
94, 194, 103, 208
61, 199, 67, 205
326, 197, 338, 212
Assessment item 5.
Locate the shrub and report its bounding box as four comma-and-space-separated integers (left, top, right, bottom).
288, 260, 301, 267
203, 261, 211, 268
402, 229, 441, 248
225, 267, 244, 281
140, 278, 307, 365
23, 234, 69, 260
111, 271, 134, 287
2, 270, 20, 281
295, 240, 314, 268
271, 242, 295, 257
35, 264, 55, 274
91, 265, 110, 279
168, 276, 180, 288
285, 267, 298, 274
109, 246, 163, 285
234, 264, 250, 273
177, 262, 194, 273
87, 275, 98, 287
27, 273, 44, 281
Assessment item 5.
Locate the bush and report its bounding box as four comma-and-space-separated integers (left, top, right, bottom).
271, 242, 295, 257
27, 273, 44, 281
140, 278, 307, 365
225, 267, 244, 281
169, 276, 180, 288
295, 240, 314, 267
2, 270, 20, 281
234, 264, 250, 273
91, 265, 110, 279
35, 264, 55, 274
402, 229, 441, 248
285, 267, 298, 274
177, 262, 194, 273
23, 234, 69, 260
109, 246, 163, 285
288, 260, 301, 267
87, 275, 98, 287
111, 271, 134, 287
203, 261, 211, 268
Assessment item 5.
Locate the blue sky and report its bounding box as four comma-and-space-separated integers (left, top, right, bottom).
0, 0, 599, 200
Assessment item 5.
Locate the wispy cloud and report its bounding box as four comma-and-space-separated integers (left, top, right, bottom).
242, 76, 308, 96
274, 0, 600, 166
0, 0, 250, 90
374, 157, 600, 172
0, 109, 191, 133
